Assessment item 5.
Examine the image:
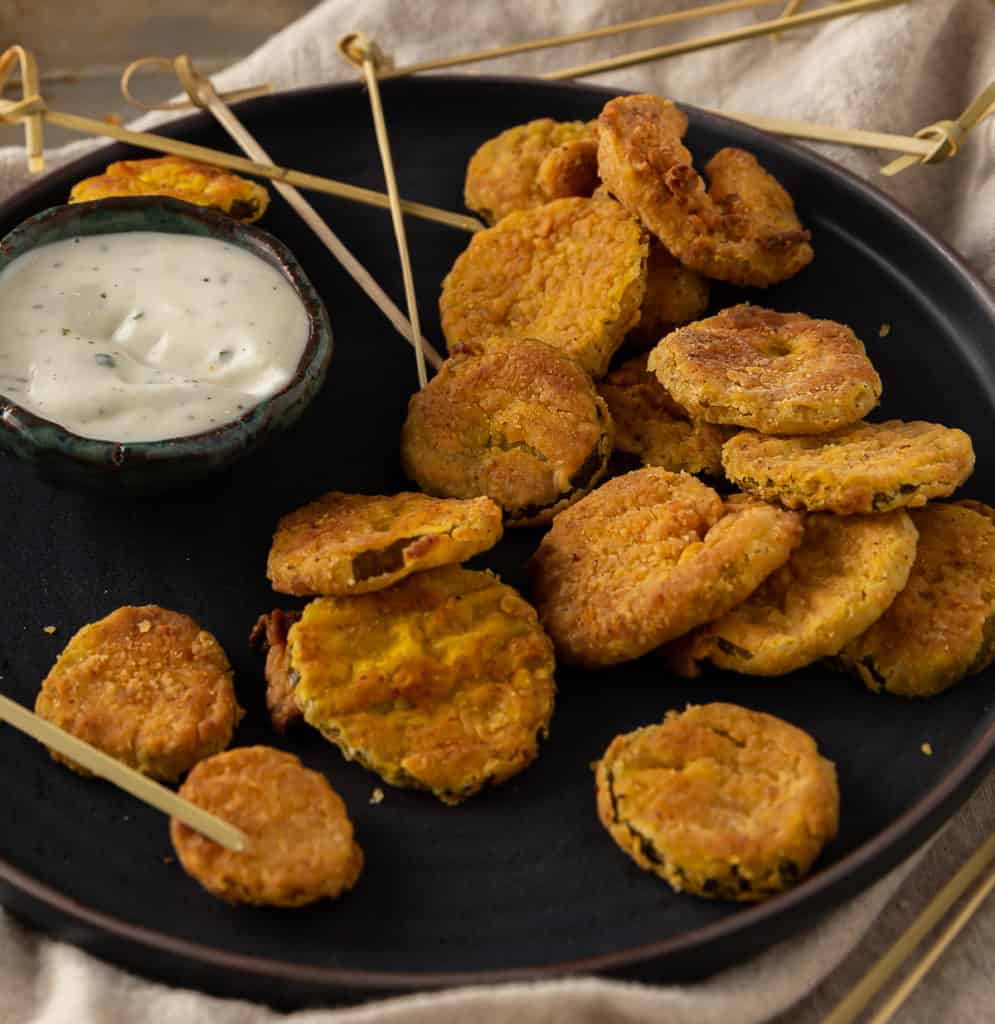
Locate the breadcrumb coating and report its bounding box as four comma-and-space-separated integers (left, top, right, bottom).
723, 420, 976, 514
171, 746, 363, 906
648, 305, 881, 435
595, 703, 839, 901
440, 196, 648, 378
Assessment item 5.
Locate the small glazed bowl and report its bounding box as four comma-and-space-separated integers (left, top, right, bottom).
0, 196, 333, 493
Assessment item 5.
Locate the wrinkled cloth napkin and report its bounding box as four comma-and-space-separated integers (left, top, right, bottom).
2, 1, 994, 1021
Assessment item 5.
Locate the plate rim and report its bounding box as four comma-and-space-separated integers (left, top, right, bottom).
2, 72, 994, 995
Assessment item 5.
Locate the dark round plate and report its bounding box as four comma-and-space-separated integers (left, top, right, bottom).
1, 77, 994, 1008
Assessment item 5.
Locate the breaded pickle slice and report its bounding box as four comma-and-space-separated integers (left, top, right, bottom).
172, 746, 363, 906
595, 703, 839, 901
669, 511, 918, 676
648, 305, 881, 435
723, 420, 976, 514
401, 337, 613, 526
626, 240, 711, 350
836, 502, 995, 696
464, 118, 599, 225
70, 155, 269, 222
285, 566, 556, 804
249, 609, 304, 733
529, 469, 803, 667
597, 95, 813, 287
35, 605, 242, 781
598, 355, 734, 477
440, 196, 647, 378
267, 491, 503, 596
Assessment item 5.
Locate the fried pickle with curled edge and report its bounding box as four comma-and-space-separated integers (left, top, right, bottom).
626, 240, 711, 350
249, 609, 303, 733
266, 491, 503, 596
597, 355, 734, 476
648, 305, 882, 435
440, 196, 647, 378
722, 420, 976, 515
69, 155, 269, 222
35, 605, 242, 781
464, 118, 599, 225
281, 566, 556, 804
597, 95, 813, 287
171, 746, 363, 906
595, 703, 839, 901
401, 336, 613, 526
835, 502, 995, 697
529, 468, 803, 667
667, 510, 918, 677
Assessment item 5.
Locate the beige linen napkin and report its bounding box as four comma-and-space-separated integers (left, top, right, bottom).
1, 1, 993, 1020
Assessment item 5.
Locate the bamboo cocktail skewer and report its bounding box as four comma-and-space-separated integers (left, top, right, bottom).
0, 47, 481, 234
0, 693, 248, 852
822, 830, 995, 1024
123, 56, 444, 372
375, 0, 789, 80
867, 859, 995, 1024
340, 34, 431, 388
543, 0, 906, 79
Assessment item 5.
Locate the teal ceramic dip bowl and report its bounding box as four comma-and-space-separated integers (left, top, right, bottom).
0, 196, 333, 493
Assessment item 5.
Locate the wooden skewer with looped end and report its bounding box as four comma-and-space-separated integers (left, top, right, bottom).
0, 45, 482, 235
0, 46, 44, 171
339, 33, 430, 389
121, 55, 444, 372
0, 693, 248, 852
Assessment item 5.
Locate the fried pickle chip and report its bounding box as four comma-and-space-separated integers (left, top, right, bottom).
464, 118, 599, 225
171, 746, 363, 906
281, 566, 556, 804
626, 240, 711, 350
35, 605, 242, 781
723, 420, 976, 515
835, 502, 995, 697
529, 469, 803, 667
440, 196, 647, 377
401, 336, 613, 526
668, 510, 918, 676
647, 305, 882, 435
597, 355, 734, 476
249, 609, 303, 733
598, 94, 813, 287
266, 491, 503, 596
69, 155, 269, 222
596, 703, 839, 901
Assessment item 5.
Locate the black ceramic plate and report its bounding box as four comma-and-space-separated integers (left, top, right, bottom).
1, 77, 994, 1008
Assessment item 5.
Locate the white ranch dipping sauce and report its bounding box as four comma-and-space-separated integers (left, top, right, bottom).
0, 231, 310, 442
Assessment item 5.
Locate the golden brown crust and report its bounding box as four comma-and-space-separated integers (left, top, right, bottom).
668, 511, 919, 676
529, 469, 803, 667
287, 566, 556, 804
440, 196, 648, 378
464, 119, 598, 224
597, 355, 734, 476
647, 305, 882, 435
597, 95, 813, 287
723, 420, 976, 514
69, 156, 270, 222
400, 337, 614, 526
249, 610, 304, 733
626, 240, 711, 350
836, 503, 995, 696
171, 746, 363, 906
35, 605, 242, 781
595, 703, 839, 901
266, 491, 503, 596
